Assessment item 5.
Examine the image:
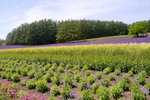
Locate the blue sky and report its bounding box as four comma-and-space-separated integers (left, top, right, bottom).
0, 0, 150, 39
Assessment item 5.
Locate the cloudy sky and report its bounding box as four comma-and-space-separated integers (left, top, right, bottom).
0, 0, 150, 39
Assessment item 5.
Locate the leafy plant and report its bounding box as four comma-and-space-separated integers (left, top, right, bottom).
87, 75, 95, 85
79, 78, 87, 90
103, 67, 110, 74
26, 80, 36, 89
51, 85, 60, 96
36, 80, 47, 93
61, 85, 71, 99
11, 74, 20, 82
85, 70, 91, 76
114, 68, 121, 75
96, 87, 110, 100
58, 66, 64, 73
52, 73, 60, 86
102, 79, 110, 87
111, 86, 123, 99
81, 89, 94, 100
96, 72, 102, 79
108, 73, 115, 81
43, 74, 52, 83
92, 82, 101, 93
64, 75, 73, 86
128, 71, 133, 77
74, 73, 82, 83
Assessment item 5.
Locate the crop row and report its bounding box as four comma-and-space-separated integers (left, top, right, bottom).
0, 44, 150, 75
0, 59, 150, 100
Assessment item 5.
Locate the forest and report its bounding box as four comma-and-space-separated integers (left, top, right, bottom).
5, 19, 150, 45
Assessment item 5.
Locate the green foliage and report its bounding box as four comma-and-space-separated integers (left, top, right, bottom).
64, 75, 73, 86
129, 21, 148, 37
118, 77, 130, 91
111, 86, 123, 99
127, 71, 133, 77
26, 80, 36, 89
103, 67, 110, 74
53, 73, 60, 86
79, 78, 87, 90
108, 73, 115, 81
43, 74, 52, 83
27, 70, 35, 78
130, 83, 146, 100
96, 87, 110, 100
114, 68, 121, 75
51, 85, 60, 96
20, 80, 27, 86
34, 72, 43, 80
81, 89, 94, 100
74, 73, 82, 83
36, 80, 47, 93
92, 82, 101, 93
61, 85, 71, 99
87, 75, 95, 85
85, 70, 91, 76
136, 75, 146, 85
145, 83, 150, 93
58, 66, 64, 73
102, 79, 110, 87
96, 72, 102, 79
11, 74, 20, 82
6, 19, 57, 45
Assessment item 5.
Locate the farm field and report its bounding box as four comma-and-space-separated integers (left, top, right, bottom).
0, 36, 150, 50
0, 44, 150, 100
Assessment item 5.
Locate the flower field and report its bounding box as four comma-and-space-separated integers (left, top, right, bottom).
0, 37, 150, 49
0, 44, 150, 100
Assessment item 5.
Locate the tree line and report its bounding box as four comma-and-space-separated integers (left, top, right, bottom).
5, 19, 149, 45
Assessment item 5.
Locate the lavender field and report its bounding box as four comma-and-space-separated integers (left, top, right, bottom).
0, 37, 150, 49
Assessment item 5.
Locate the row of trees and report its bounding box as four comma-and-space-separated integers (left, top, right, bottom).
0, 39, 5, 45
6, 19, 128, 45
6, 19, 150, 45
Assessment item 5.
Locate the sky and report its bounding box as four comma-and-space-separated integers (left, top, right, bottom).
0, 0, 150, 39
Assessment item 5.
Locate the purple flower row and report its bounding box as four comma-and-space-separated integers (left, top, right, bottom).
0, 37, 150, 49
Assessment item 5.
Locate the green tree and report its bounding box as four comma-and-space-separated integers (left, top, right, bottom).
129, 21, 148, 37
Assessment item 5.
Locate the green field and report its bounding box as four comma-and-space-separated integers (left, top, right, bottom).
0, 43, 150, 100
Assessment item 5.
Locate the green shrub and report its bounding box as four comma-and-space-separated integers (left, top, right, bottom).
20, 80, 27, 86
26, 80, 36, 89
136, 75, 146, 85
43, 74, 52, 83
114, 68, 121, 75
82, 65, 89, 72
128, 71, 133, 77
102, 79, 110, 87
11, 74, 20, 82
58, 66, 64, 73
140, 70, 147, 78
52, 73, 60, 86
64, 75, 73, 86
118, 77, 130, 91
96, 87, 110, 100
51, 85, 60, 96
49, 96, 58, 100
87, 75, 95, 85
34, 72, 43, 80
36, 80, 47, 93
111, 86, 123, 99
96, 72, 102, 79
6, 72, 12, 80
92, 82, 101, 93
79, 78, 87, 90
130, 83, 146, 100
61, 85, 71, 99
85, 70, 91, 76
21, 69, 28, 76
74, 73, 82, 83
27, 70, 35, 78
17, 90, 28, 99
81, 89, 94, 100
108, 73, 115, 81
145, 83, 150, 92
103, 67, 110, 74
1, 72, 6, 79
